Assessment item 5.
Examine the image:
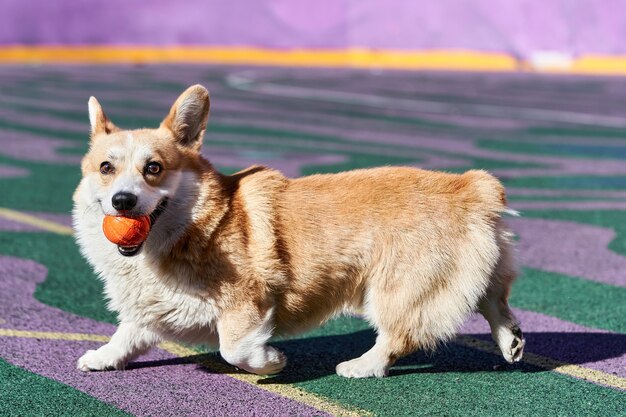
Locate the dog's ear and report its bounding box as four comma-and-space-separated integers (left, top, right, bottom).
88, 97, 119, 136
161, 85, 210, 149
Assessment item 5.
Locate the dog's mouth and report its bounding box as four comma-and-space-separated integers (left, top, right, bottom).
149, 197, 169, 225
118, 244, 143, 256
117, 198, 169, 257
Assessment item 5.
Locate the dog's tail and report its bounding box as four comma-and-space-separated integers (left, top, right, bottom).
462, 170, 517, 217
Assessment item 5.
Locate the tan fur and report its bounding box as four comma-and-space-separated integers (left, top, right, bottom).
74, 85, 524, 378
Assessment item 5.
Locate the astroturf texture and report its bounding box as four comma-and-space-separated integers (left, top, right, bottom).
0, 66, 624, 416
0, 358, 130, 417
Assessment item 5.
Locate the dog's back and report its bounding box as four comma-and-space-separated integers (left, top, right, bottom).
246, 168, 510, 341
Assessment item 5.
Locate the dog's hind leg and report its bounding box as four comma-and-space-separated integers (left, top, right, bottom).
77, 322, 160, 371
336, 270, 419, 379
479, 292, 525, 363
479, 228, 525, 363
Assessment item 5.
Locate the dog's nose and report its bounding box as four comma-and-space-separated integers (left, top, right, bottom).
112, 192, 138, 211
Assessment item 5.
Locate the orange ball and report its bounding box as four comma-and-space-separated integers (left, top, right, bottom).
102, 215, 151, 246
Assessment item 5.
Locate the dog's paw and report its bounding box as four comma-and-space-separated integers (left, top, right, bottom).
77, 348, 125, 372
223, 345, 286, 376
248, 346, 287, 375
500, 327, 525, 364
336, 357, 389, 378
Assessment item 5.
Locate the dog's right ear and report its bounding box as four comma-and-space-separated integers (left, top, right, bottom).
88, 96, 118, 136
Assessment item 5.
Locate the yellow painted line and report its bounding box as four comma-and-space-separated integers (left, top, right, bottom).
0, 207, 73, 235
0, 46, 518, 72
458, 336, 626, 390
0, 328, 366, 417
0, 328, 110, 342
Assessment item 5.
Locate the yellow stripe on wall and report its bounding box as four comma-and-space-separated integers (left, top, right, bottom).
569, 55, 626, 75
4, 46, 626, 75
0, 46, 519, 71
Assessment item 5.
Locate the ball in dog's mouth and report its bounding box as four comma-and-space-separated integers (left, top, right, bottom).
108, 198, 169, 257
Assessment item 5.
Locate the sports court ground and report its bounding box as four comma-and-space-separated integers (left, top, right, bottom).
0, 65, 624, 416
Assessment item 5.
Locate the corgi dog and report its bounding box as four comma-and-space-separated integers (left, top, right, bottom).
73, 85, 524, 378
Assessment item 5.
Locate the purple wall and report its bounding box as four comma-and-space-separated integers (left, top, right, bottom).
2, 0, 626, 58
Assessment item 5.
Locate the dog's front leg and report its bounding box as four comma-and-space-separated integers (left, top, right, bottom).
218, 306, 286, 375
77, 322, 160, 371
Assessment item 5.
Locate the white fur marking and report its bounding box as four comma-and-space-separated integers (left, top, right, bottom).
88, 97, 100, 134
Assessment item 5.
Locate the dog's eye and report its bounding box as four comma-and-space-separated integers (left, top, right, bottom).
100, 161, 114, 175
145, 162, 162, 175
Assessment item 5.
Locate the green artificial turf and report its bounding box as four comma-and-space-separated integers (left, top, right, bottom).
512, 268, 626, 333
0, 359, 130, 417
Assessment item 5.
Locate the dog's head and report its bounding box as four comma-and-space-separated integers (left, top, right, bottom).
77, 85, 210, 255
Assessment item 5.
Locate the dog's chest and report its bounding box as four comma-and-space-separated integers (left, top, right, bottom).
98, 250, 219, 343
75, 212, 219, 343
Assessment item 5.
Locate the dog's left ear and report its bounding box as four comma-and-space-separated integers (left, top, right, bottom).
161, 85, 210, 149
